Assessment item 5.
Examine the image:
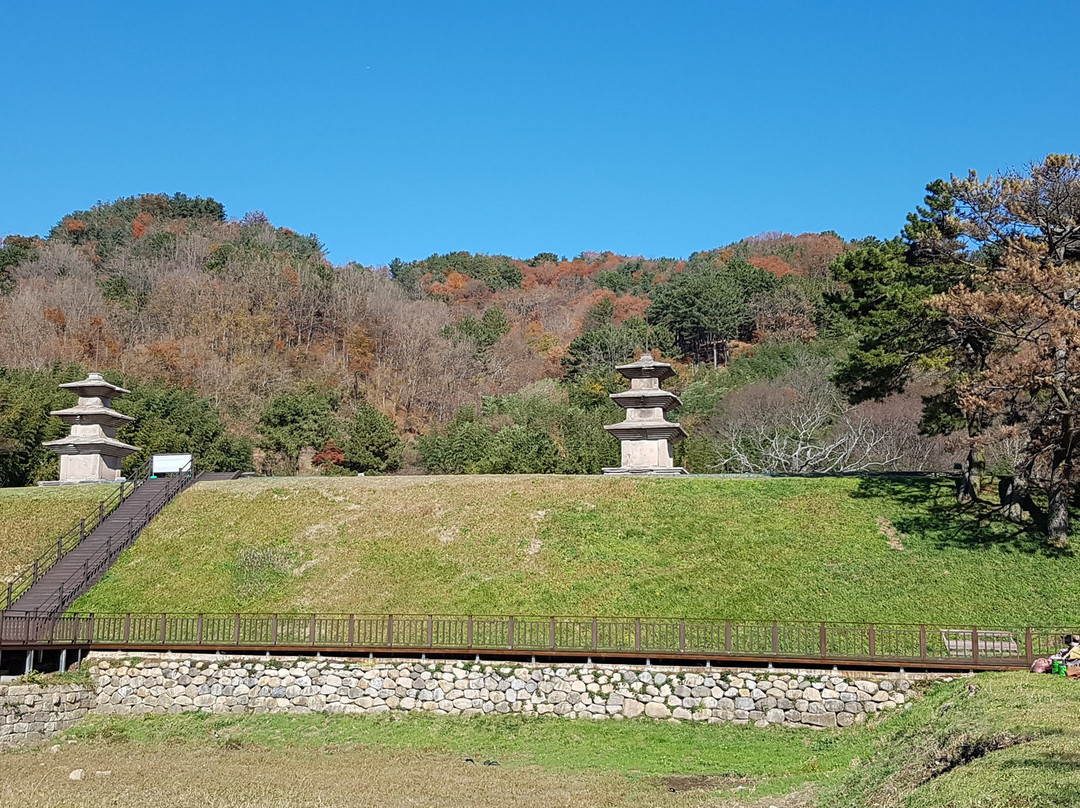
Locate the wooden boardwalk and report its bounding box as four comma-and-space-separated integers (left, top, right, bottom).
1, 611, 1073, 671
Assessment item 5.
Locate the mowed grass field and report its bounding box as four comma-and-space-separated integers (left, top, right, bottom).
0, 484, 110, 580
1, 673, 1076, 808
69, 475, 1079, 626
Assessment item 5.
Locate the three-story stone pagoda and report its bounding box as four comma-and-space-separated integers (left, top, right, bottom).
603, 353, 687, 475
43, 372, 139, 483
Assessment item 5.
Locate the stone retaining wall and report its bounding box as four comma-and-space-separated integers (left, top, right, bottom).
0, 683, 94, 746
91, 656, 914, 728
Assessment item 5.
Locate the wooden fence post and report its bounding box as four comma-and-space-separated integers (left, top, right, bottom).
592, 617, 598, 652
679, 620, 686, 653
1025, 628, 1033, 666
819, 622, 827, 657
508, 616, 515, 650
427, 614, 433, 648
972, 627, 980, 665
387, 614, 394, 647
868, 624, 876, 658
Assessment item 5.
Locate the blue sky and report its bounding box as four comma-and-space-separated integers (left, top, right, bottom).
2, 1, 1077, 266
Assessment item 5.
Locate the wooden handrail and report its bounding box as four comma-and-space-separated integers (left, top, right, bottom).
1, 610, 1074, 672
0, 456, 155, 611
2, 459, 194, 616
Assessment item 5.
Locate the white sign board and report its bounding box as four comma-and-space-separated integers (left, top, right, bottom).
152, 453, 193, 475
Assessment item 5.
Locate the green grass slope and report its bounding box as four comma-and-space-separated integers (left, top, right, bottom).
823, 672, 1080, 807
0, 485, 111, 580
72, 475, 1079, 625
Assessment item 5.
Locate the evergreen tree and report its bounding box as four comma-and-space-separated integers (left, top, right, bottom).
343, 404, 403, 473
258, 390, 340, 471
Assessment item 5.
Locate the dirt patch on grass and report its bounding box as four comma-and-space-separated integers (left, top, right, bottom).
876, 516, 906, 550
659, 775, 818, 808
923, 732, 1034, 784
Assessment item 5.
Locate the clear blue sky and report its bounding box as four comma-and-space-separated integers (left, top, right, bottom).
3, 1, 1077, 267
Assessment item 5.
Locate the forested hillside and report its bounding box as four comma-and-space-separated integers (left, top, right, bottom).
2, 155, 1078, 546
0, 192, 872, 480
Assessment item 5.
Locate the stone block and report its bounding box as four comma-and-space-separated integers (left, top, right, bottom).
800, 711, 837, 728
621, 699, 644, 718
644, 702, 671, 719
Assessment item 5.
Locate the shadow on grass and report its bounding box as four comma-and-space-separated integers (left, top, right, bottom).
998, 750, 1080, 771
850, 476, 1072, 558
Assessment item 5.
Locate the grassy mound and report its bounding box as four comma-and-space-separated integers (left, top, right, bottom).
0, 485, 111, 580
72, 475, 1079, 625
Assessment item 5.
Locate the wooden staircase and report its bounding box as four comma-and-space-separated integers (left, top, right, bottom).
2, 464, 240, 618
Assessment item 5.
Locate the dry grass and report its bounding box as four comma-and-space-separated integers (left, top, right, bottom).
0, 743, 759, 807
73, 475, 1080, 626
0, 485, 111, 580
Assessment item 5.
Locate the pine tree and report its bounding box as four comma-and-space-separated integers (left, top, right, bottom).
343, 404, 403, 474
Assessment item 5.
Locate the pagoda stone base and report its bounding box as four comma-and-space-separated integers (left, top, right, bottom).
616, 436, 679, 470
602, 466, 688, 476
57, 453, 124, 483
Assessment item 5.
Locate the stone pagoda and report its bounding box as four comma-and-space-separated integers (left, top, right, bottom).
43, 373, 139, 483
603, 353, 687, 475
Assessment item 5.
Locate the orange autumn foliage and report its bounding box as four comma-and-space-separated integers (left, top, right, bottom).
131, 212, 153, 239
428, 270, 469, 299
748, 255, 796, 278
43, 307, 67, 333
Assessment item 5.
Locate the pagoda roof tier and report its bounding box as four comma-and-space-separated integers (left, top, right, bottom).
614, 353, 676, 381
609, 389, 682, 411
604, 421, 687, 441
49, 404, 134, 429
58, 372, 130, 398
42, 435, 140, 458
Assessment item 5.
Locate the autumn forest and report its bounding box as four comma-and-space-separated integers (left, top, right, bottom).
2, 155, 1078, 545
